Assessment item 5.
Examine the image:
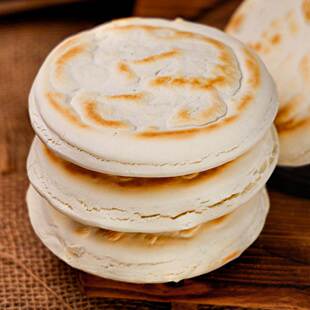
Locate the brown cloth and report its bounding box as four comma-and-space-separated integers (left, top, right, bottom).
0, 1, 247, 309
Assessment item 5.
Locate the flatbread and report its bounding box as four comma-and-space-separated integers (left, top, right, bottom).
29, 17, 278, 177
227, 0, 310, 166
27, 186, 269, 283
27, 127, 278, 232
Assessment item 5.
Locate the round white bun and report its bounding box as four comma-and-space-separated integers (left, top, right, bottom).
27, 127, 278, 233
227, 0, 310, 166
27, 186, 269, 283
29, 17, 278, 177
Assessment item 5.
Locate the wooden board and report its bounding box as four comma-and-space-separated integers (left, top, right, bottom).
134, 0, 222, 19
78, 191, 310, 309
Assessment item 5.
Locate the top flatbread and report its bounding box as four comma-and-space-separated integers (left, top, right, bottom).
30, 17, 278, 176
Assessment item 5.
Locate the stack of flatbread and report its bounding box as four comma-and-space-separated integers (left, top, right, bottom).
26, 17, 279, 283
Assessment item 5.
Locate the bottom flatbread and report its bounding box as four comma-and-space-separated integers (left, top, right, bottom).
27, 186, 269, 283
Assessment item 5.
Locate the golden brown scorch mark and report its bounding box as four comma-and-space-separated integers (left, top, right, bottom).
299, 54, 310, 82
226, 13, 244, 33
249, 39, 274, 54
75, 213, 232, 245
200, 104, 222, 120
237, 94, 253, 112
56, 33, 82, 53
84, 101, 127, 128
74, 225, 93, 236
106, 93, 144, 101
244, 48, 260, 89
46, 92, 87, 128
302, 0, 310, 22
250, 42, 262, 52
288, 11, 299, 34
271, 34, 281, 45
149, 50, 256, 137
221, 251, 241, 264
137, 48, 258, 139
73, 215, 232, 245
276, 96, 302, 125
43, 142, 242, 191
275, 96, 310, 132
150, 76, 225, 91
133, 49, 180, 64
137, 114, 239, 139
172, 91, 226, 128
117, 62, 136, 79
216, 49, 240, 86
276, 117, 310, 133
211, 214, 229, 226
55, 45, 85, 77
176, 109, 191, 122
275, 55, 310, 133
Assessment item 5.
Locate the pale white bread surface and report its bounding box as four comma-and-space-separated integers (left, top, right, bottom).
29, 17, 278, 177
27, 186, 269, 283
27, 127, 278, 233
227, 0, 310, 166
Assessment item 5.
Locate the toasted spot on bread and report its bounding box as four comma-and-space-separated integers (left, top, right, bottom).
276, 96, 309, 133
244, 48, 260, 88
55, 45, 85, 77
226, 13, 244, 33
175, 108, 191, 122
276, 96, 302, 125
96, 229, 124, 242
137, 115, 238, 138
84, 101, 127, 128
212, 214, 229, 225
237, 93, 254, 112
74, 225, 93, 236
150, 76, 225, 91
271, 33, 281, 45
249, 42, 262, 52
299, 54, 310, 82
117, 62, 136, 79
46, 92, 87, 127
133, 49, 180, 64
82, 214, 235, 245
302, 0, 310, 22
287, 11, 299, 33
106, 93, 144, 101
169, 97, 226, 128
276, 117, 310, 133
221, 251, 240, 264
